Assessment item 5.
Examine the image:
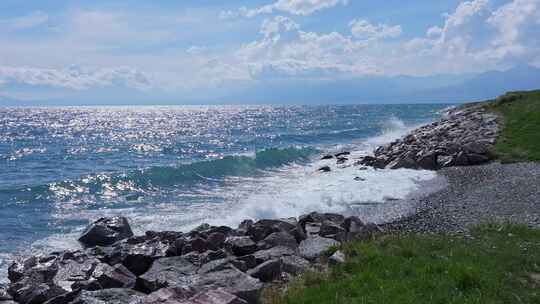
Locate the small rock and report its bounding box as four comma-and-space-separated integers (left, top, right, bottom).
225, 237, 258, 256
280, 255, 311, 275
318, 166, 331, 172
298, 236, 339, 261
91, 263, 136, 289
328, 251, 346, 265
69, 288, 145, 304
247, 259, 282, 282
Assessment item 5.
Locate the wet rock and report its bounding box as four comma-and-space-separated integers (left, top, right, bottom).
298, 236, 339, 261
103, 240, 167, 276
190, 289, 247, 304
69, 288, 145, 304
138, 257, 199, 292
299, 212, 344, 228
321, 155, 333, 160
53, 255, 100, 292
78, 217, 134, 248
318, 166, 331, 172
235, 255, 257, 270
224, 237, 257, 256
336, 157, 348, 165
91, 263, 136, 289
334, 152, 350, 158
280, 256, 311, 275
144, 231, 184, 244
258, 232, 298, 250
247, 259, 282, 283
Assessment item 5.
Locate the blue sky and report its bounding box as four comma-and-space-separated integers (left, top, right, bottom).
0, 0, 539, 104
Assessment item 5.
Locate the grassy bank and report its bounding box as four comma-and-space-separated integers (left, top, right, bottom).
276, 224, 540, 304
485, 90, 540, 162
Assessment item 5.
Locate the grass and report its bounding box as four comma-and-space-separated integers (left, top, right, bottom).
275, 224, 540, 304
484, 90, 540, 162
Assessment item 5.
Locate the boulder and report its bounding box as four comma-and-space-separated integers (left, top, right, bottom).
78, 217, 133, 248
298, 236, 339, 261
224, 237, 257, 256
207, 232, 226, 249
280, 256, 311, 275
138, 257, 199, 292
247, 259, 282, 282
11, 283, 66, 304
140, 286, 196, 304
91, 263, 136, 289
258, 232, 298, 250
183, 237, 210, 255
319, 221, 346, 239
103, 240, 168, 276
253, 246, 295, 265
183, 268, 263, 304
69, 288, 145, 304
190, 289, 247, 304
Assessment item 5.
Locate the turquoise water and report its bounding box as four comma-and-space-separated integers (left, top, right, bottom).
0, 104, 447, 278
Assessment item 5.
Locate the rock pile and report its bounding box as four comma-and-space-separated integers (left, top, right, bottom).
357, 105, 499, 170
4, 215, 382, 304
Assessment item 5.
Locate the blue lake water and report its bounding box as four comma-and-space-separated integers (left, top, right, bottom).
0, 104, 449, 280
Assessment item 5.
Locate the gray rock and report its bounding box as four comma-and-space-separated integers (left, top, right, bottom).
91, 263, 136, 289
298, 236, 339, 261
69, 288, 145, 304
224, 237, 257, 256
258, 232, 298, 250
190, 289, 247, 304
318, 166, 331, 172
328, 251, 346, 265
138, 257, 199, 292
253, 246, 295, 264
78, 217, 134, 248
140, 286, 196, 304
280, 256, 311, 275
247, 259, 282, 282
207, 232, 226, 249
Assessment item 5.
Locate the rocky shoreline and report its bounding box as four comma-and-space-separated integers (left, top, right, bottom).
1, 104, 502, 304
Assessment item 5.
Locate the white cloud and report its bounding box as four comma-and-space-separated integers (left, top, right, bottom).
0, 65, 152, 91
0, 11, 49, 30
232, 0, 349, 18
349, 19, 402, 40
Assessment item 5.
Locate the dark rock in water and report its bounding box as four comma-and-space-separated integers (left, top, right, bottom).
280, 255, 310, 275
69, 288, 145, 304
253, 246, 295, 265
321, 155, 333, 160
298, 236, 339, 261
225, 237, 257, 256
354, 176, 365, 181
190, 289, 248, 304
416, 152, 438, 170
258, 232, 298, 250
318, 166, 331, 172
336, 157, 348, 164
138, 257, 199, 292
140, 286, 196, 304
78, 217, 134, 248
247, 259, 282, 282
91, 263, 136, 289
334, 152, 350, 158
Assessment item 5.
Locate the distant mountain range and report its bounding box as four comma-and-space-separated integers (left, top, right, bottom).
1, 65, 539, 105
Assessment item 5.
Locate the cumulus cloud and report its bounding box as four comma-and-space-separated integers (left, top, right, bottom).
349, 19, 402, 40
0, 65, 152, 91
225, 0, 349, 18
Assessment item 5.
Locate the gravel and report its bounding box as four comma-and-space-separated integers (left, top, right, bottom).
384, 162, 540, 234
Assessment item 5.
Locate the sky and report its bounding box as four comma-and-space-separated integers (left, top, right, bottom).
0, 0, 539, 104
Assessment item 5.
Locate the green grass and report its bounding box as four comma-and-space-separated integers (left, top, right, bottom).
277, 224, 540, 304
484, 90, 540, 162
